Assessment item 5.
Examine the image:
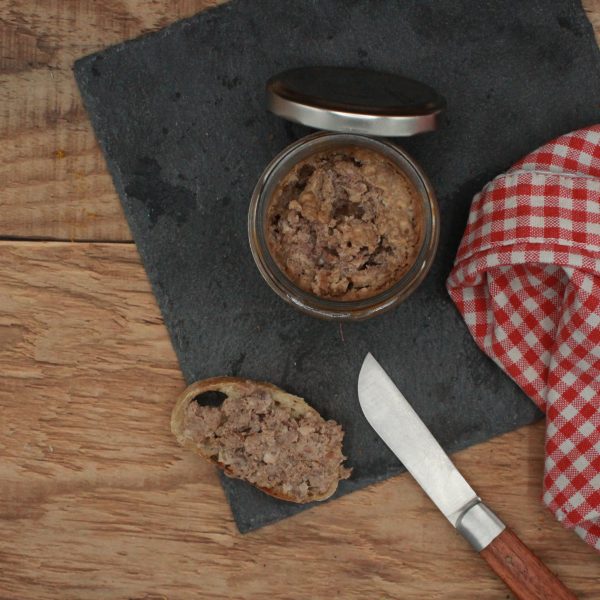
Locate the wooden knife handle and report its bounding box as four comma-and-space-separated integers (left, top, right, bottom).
479, 528, 577, 600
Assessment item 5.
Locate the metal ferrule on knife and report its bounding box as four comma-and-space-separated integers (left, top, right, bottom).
454, 498, 505, 552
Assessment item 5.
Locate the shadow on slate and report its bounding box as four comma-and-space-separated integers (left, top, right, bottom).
74, 0, 599, 532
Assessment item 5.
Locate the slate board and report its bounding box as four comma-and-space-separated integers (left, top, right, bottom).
74, 0, 600, 532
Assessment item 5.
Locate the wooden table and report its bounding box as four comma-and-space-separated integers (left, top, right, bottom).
1, 2, 599, 598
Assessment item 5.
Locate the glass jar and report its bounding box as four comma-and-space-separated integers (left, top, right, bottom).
248, 66, 444, 321
248, 131, 439, 320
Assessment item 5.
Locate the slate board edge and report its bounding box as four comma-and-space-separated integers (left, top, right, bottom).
73, 0, 240, 75
72, 2, 262, 390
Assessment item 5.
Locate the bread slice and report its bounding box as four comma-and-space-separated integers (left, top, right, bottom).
171, 376, 350, 503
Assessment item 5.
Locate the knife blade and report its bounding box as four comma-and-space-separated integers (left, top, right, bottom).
358, 352, 576, 600
358, 352, 482, 528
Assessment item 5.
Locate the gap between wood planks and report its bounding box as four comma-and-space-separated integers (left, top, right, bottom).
0, 236, 134, 244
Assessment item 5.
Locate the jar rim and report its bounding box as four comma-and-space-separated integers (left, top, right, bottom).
248, 132, 440, 321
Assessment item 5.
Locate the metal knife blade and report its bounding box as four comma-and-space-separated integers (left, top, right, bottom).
358, 353, 504, 548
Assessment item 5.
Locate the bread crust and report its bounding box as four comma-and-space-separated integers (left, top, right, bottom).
171, 377, 343, 503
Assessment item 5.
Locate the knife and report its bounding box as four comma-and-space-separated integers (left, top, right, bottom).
358, 353, 576, 600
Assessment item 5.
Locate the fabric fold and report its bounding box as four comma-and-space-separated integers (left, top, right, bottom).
447, 125, 600, 551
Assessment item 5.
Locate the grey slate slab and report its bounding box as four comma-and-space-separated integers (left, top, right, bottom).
74, 0, 600, 532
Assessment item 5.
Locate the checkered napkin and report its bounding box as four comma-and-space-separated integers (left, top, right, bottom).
447, 126, 600, 551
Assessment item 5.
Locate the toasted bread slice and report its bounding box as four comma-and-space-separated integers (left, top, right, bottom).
171, 376, 350, 503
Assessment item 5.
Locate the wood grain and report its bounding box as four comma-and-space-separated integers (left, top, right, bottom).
0, 242, 599, 600
1, 2, 600, 599
480, 528, 577, 600
0, 0, 599, 241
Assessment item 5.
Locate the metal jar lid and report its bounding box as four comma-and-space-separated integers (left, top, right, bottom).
266, 66, 445, 137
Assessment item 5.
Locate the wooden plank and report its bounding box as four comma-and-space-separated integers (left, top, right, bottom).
0, 242, 598, 600
1, 0, 600, 241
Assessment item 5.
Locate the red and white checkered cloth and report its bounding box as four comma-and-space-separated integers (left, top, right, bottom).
447, 125, 600, 551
